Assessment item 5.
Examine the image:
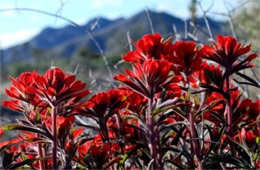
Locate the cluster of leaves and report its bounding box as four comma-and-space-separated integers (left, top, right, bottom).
0, 33, 259, 169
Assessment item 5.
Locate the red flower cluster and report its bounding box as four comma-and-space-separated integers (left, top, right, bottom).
203, 35, 258, 75
1, 33, 259, 169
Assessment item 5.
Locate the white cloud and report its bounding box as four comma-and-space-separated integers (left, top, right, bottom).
0, 29, 39, 49
106, 13, 120, 19
74, 18, 87, 25
90, 0, 123, 9
155, 0, 190, 19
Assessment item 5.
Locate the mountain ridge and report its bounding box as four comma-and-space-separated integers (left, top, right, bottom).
1, 9, 226, 65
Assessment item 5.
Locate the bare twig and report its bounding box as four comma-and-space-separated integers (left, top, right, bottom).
127, 31, 133, 51
145, 7, 155, 34
197, 0, 214, 40
87, 31, 113, 80
0, 8, 81, 29
184, 19, 188, 39
73, 64, 80, 75
54, 0, 66, 24
172, 24, 181, 41
223, 0, 237, 39
0, 7, 114, 83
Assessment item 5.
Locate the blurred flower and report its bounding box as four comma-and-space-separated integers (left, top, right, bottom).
203, 35, 258, 75
123, 33, 174, 63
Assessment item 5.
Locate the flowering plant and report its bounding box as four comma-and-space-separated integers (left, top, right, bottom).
1, 33, 259, 169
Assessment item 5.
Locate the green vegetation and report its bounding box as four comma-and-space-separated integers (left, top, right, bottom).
233, 0, 260, 53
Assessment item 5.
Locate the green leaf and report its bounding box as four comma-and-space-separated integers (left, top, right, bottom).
7, 159, 38, 169
3, 150, 13, 168
161, 146, 180, 153
204, 125, 225, 159
122, 114, 148, 132
233, 79, 260, 88
193, 95, 200, 106
236, 72, 260, 88
160, 121, 189, 132
195, 99, 225, 120
185, 91, 190, 101
207, 154, 251, 168
171, 126, 186, 145
103, 157, 123, 169
200, 84, 229, 100
2, 124, 52, 140
121, 124, 148, 136
164, 160, 187, 169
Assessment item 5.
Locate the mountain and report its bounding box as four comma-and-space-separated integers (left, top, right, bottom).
1, 10, 226, 66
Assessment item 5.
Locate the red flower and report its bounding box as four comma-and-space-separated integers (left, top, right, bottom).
3, 72, 41, 112
89, 143, 111, 168
0, 127, 4, 139
3, 68, 90, 118
239, 128, 259, 147
237, 99, 260, 123
169, 41, 206, 88
124, 90, 147, 116
114, 59, 173, 98
72, 128, 84, 140
0, 138, 22, 151
247, 100, 260, 121
2, 100, 24, 112
78, 140, 92, 157
171, 41, 205, 74
198, 63, 223, 87
203, 35, 258, 75
32, 68, 90, 104
123, 33, 174, 63
80, 89, 125, 118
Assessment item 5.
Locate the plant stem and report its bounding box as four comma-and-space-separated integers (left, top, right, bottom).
225, 76, 235, 156
37, 136, 45, 170
52, 105, 57, 169
189, 111, 202, 169
148, 89, 163, 169
43, 145, 48, 169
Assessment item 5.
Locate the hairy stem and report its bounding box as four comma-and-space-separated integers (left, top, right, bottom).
148, 89, 163, 169
37, 142, 44, 170
189, 111, 202, 169
52, 105, 57, 169
225, 76, 235, 156
43, 145, 48, 169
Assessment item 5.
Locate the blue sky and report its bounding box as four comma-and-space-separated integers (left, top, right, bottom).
0, 0, 238, 49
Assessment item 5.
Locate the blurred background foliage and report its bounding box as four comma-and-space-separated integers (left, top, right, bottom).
233, 0, 259, 54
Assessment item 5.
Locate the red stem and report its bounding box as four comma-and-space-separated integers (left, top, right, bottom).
189, 111, 202, 169
52, 105, 57, 169
148, 89, 163, 169
37, 138, 45, 170
225, 76, 235, 156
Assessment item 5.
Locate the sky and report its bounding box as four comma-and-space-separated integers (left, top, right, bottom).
0, 0, 239, 49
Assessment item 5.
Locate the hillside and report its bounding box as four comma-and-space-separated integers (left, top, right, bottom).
1, 10, 225, 66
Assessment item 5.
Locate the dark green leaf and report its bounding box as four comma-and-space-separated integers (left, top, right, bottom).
207, 154, 251, 168
2, 124, 52, 140
103, 157, 123, 169
7, 159, 37, 169
236, 72, 260, 88
164, 160, 186, 169
3, 150, 13, 168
